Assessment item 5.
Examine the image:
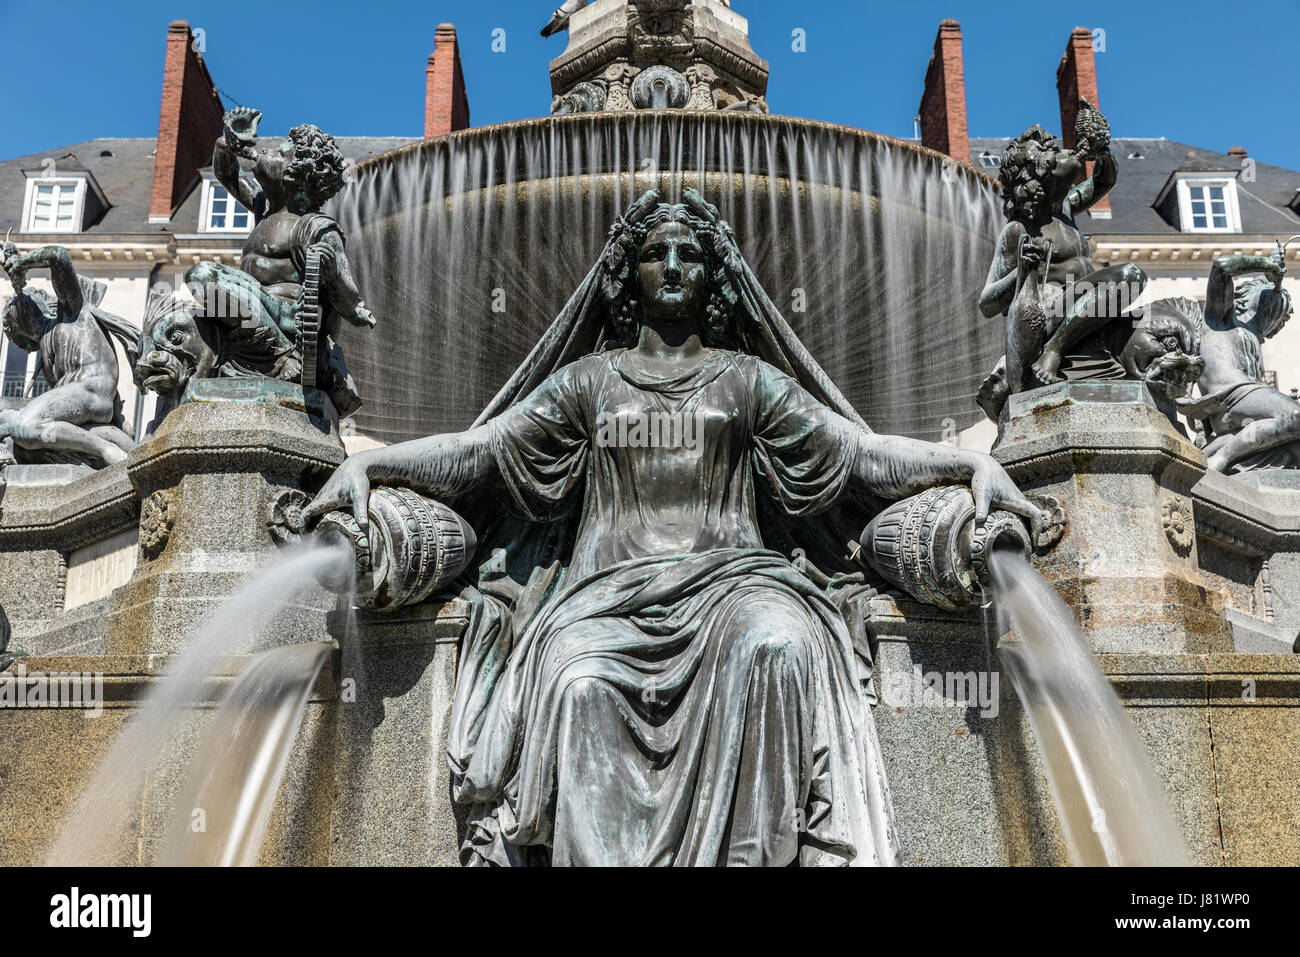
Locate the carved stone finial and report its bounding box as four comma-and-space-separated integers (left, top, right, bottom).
549, 0, 769, 114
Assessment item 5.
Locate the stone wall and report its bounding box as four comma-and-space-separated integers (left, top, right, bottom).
1, 378, 1298, 866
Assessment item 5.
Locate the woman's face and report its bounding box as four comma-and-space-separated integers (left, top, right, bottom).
637, 221, 707, 323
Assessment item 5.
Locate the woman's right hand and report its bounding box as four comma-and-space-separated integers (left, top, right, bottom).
302, 454, 372, 530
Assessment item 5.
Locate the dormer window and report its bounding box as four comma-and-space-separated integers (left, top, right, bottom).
978, 152, 1001, 169
1185, 179, 1232, 234
27, 181, 79, 231
20, 169, 106, 234
200, 176, 252, 234
1154, 157, 1245, 235
1176, 177, 1241, 233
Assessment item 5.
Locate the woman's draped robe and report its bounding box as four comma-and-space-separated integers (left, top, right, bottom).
445, 347, 898, 866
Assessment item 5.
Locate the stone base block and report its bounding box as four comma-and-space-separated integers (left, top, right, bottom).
325, 599, 470, 866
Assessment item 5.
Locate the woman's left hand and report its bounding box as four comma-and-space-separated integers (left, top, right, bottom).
970, 456, 1047, 537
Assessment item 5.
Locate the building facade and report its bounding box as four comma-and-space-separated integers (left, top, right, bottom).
3, 14, 1297, 454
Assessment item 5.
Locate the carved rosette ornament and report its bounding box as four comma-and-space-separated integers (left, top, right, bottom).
1161, 496, 1195, 554
267, 489, 313, 546
1030, 494, 1069, 553
139, 490, 177, 559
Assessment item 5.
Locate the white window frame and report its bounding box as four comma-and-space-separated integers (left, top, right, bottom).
1176, 176, 1241, 234
21, 175, 88, 234
199, 175, 254, 234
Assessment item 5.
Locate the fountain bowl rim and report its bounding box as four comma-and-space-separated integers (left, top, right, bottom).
346, 110, 999, 189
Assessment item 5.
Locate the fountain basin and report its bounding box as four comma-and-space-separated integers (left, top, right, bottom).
330, 111, 1004, 446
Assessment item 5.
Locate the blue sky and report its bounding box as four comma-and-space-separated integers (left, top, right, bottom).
2, 0, 1297, 166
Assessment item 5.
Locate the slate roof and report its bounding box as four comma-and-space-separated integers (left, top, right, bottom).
969, 136, 1300, 237
0, 138, 163, 236
6, 131, 1297, 239
0, 136, 417, 237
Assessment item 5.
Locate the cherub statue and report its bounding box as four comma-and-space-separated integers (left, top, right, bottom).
0, 240, 138, 467
977, 101, 1148, 420
1173, 245, 1297, 473
182, 107, 375, 417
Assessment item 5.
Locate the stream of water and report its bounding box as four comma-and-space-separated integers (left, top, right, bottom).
45, 544, 350, 866
990, 551, 1188, 866
330, 112, 1003, 446
155, 641, 333, 866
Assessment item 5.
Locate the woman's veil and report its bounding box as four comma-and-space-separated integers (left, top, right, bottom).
474, 188, 869, 432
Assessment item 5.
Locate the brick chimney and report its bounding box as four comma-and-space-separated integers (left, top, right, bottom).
149, 21, 225, 223
425, 24, 470, 138
1056, 26, 1109, 215
918, 19, 969, 162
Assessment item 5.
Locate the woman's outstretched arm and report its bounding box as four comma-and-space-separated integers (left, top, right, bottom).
748, 356, 1044, 530
302, 425, 496, 530
303, 357, 595, 530
853, 431, 1043, 528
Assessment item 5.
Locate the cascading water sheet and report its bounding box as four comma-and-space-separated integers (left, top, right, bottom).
330, 112, 1003, 445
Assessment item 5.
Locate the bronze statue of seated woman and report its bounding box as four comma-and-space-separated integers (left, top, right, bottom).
304, 189, 1045, 867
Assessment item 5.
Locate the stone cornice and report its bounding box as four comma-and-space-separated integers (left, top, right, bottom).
128, 438, 342, 489
997, 444, 1205, 488
0, 463, 139, 551
1190, 471, 1300, 554
1090, 235, 1300, 264
0, 233, 244, 267
551, 37, 632, 93
692, 36, 768, 90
